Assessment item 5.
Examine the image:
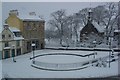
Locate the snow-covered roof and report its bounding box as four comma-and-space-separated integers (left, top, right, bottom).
18, 15, 44, 21
79, 21, 105, 33
9, 10, 45, 22
114, 30, 120, 33
79, 27, 84, 31
14, 36, 24, 40
9, 27, 20, 32
9, 27, 24, 40
4, 47, 11, 49
79, 23, 85, 32
1, 26, 24, 41
92, 21, 104, 33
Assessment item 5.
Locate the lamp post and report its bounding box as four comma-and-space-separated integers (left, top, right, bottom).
12, 45, 16, 62
32, 43, 35, 64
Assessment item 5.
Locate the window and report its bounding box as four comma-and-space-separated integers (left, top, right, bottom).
16, 41, 20, 47
13, 32, 21, 37
8, 34, 11, 38
5, 42, 9, 47
2, 35, 5, 39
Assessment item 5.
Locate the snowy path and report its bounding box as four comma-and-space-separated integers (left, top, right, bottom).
2, 49, 119, 78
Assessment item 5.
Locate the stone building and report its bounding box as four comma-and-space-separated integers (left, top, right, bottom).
0, 24, 24, 59
80, 9, 104, 45
6, 10, 45, 53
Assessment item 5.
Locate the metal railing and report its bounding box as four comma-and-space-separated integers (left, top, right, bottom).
31, 53, 120, 70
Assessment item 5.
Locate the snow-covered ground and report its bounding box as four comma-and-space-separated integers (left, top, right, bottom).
2, 49, 119, 78
0, 60, 2, 80
45, 38, 119, 49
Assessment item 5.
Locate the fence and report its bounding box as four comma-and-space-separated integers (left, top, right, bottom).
31, 53, 120, 71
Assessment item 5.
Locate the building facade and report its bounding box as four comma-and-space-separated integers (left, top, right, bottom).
6, 10, 45, 53
80, 9, 104, 46
1, 24, 24, 59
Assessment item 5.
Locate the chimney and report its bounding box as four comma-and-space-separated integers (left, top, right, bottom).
29, 12, 36, 16
9, 10, 19, 16
3, 24, 9, 29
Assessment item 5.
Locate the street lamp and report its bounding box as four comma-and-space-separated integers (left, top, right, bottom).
12, 45, 16, 62
32, 43, 35, 64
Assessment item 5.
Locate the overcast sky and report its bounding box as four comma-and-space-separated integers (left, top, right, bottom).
2, 2, 106, 29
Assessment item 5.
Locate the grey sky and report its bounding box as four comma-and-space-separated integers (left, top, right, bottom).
2, 2, 106, 29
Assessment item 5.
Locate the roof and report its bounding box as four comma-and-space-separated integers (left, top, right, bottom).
79, 21, 105, 33
9, 27, 24, 40
92, 21, 105, 33
18, 14, 44, 21
9, 27, 20, 32
8, 10, 45, 22
79, 24, 84, 31
14, 36, 24, 40
1, 25, 24, 41
4, 47, 11, 49
114, 30, 120, 33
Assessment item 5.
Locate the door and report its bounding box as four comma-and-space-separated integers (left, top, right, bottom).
4, 50, 10, 59
17, 48, 21, 56
27, 41, 31, 52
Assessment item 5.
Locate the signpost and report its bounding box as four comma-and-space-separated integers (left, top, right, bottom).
32, 43, 35, 64
12, 45, 16, 62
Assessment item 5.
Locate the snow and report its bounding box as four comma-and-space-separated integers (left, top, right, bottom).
114, 30, 120, 33
92, 21, 104, 33
4, 47, 11, 49
18, 15, 44, 21
0, 60, 2, 80
2, 49, 119, 78
14, 36, 24, 40
9, 27, 24, 40
9, 27, 20, 32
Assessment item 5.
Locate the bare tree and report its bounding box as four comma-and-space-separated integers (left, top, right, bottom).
92, 3, 118, 44
78, 8, 89, 26
72, 13, 81, 44
48, 9, 67, 45
93, 5, 107, 25
103, 2, 118, 44
65, 14, 81, 46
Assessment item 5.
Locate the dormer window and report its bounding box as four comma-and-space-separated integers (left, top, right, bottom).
13, 32, 21, 37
